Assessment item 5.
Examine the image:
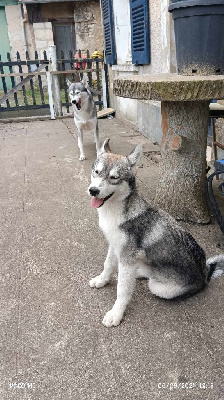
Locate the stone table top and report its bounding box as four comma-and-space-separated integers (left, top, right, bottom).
113, 73, 224, 102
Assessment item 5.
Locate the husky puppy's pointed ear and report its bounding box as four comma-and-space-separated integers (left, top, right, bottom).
127, 144, 142, 167
99, 138, 112, 155
81, 75, 88, 89
66, 79, 72, 88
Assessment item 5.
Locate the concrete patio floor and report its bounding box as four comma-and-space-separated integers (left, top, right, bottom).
0, 117, 224, 400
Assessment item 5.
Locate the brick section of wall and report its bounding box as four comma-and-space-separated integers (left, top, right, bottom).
33, 22, 54, 57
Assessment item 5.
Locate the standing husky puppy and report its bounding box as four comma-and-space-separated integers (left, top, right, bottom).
88, 139, 224, 327
67, 77, 100, 160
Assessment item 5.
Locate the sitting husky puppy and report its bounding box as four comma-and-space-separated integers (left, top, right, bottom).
67, 77, 100, 161
88, 139, 224, 327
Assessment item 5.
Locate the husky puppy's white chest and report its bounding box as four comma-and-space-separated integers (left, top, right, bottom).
74, 114, 97, 132
98, 204, 127, 256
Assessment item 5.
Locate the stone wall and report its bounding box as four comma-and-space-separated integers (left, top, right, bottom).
74, 1, 103, 54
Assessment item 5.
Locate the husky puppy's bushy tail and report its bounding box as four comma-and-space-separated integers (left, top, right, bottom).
206, 255, 224, 281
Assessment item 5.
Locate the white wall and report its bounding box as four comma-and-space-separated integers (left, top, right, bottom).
113, 0, 131, 64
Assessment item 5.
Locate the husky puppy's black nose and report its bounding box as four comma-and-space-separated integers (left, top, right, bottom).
89, 187, 100, 197
72, 100, 76, 104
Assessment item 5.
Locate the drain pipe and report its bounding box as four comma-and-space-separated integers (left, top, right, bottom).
19, 4, 28, 54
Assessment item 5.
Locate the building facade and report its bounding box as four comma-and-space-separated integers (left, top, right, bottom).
2, 0, 103, 61
101, 0, 177, 143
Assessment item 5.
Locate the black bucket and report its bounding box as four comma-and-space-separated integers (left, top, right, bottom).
168, 0, 224, 75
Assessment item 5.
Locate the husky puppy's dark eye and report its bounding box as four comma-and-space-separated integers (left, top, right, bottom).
95, 170, 99, 174
110, 175, 119, 180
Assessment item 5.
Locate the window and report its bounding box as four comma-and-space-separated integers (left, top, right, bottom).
130, 0, 150, 65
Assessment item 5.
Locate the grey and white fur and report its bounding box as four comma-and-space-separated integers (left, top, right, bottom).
88, 139, 224, 327
67, 77, 100, 160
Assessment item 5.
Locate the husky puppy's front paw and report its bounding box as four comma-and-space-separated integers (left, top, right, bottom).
89, 275, 108, 288
79, 154, 86, 161
102, 309, 123, 327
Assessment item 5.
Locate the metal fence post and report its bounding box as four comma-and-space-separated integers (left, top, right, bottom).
49, 45, 62, 117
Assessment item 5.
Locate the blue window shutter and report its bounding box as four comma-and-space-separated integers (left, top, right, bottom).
130, 0, 150, 65
101, 0, 117, 65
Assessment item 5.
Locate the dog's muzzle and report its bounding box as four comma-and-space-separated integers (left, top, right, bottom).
89, 188, 114, 209
72, 98, 82, 110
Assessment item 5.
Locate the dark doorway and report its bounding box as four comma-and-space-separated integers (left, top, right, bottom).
53, 23, 75, 70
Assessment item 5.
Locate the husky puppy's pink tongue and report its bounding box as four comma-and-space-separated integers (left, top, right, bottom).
91, 197, 104, 208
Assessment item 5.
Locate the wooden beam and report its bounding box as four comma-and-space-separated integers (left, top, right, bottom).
50, 69, 101, 75
0, 72, 46, 78
0, 69, 101, 78
97, 108, 115, 118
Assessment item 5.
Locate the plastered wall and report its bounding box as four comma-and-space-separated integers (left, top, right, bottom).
5, 5, 26, 60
